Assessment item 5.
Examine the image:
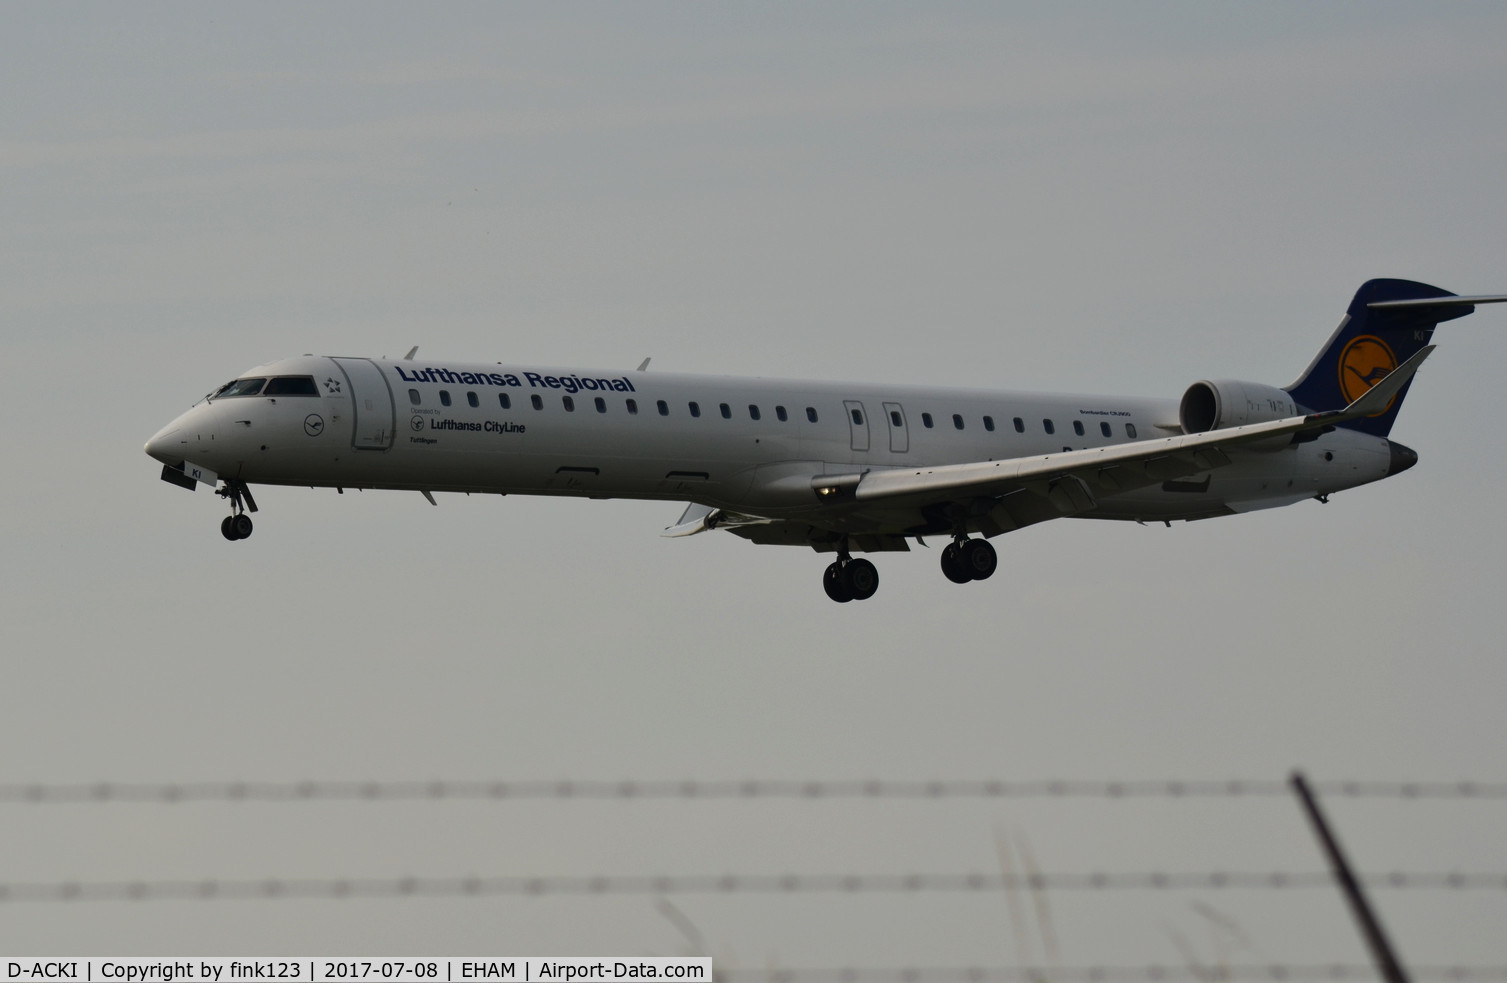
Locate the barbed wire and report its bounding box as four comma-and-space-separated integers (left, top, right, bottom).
2, 779, 1504, 804
718, 968, 1507, 982
0, 870, 1503, 903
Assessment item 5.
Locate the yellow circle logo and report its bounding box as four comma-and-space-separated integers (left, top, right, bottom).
1338, 335, 1398, 414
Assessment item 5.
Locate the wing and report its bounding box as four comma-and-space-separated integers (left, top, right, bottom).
666, 347, 1433, 550
848, 344, 1429, 506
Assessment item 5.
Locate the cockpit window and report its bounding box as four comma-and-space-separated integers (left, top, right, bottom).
264, 376, 319, 396
213, 378, 267, 398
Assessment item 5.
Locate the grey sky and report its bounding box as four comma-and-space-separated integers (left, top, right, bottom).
2, 0, 1505, 964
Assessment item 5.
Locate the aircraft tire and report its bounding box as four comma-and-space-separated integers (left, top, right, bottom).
221, 516, 240, 541
844, 558, 879, 601
231, 514, 254, 540
940, 543, 971, 584
823, 561, 855, 603
962, 539, 997, 581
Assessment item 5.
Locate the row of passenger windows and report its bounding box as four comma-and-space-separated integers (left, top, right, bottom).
412, 387, 816, 421
407, 388, 1138, 440
915, 411, 1136, 439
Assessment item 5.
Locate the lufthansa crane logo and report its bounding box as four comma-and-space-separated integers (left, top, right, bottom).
303, 414, 325, 436
1338, 335, 1398, 415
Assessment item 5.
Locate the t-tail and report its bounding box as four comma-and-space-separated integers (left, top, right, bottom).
1286, 279, 1507, 437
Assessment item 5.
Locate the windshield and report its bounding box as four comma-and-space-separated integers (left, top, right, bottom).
212, 378, 268, 398
264, 376, 319, 396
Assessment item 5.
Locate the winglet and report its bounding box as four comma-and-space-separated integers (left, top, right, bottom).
404, 346, 419, 360
1335, 345, 1434, 420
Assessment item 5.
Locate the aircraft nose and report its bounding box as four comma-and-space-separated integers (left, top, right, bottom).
1386, 439, 1418, 476
145, 427, 182, 464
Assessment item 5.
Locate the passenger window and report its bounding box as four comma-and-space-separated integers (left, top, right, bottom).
594, 396, 606, 413
806, 407, 818, 423
626, 399, 638, 415
983, 416, 995, 432
850, 408, 863, 425
1073, 420, 1085, 437
922, 413, 934, 429
440, 391, 452, 407
952, 413, 964, 430
749, 405, 760, 421
776, 406, 788, 422
890, 410, 902, 427
657, 400, 669, 417
531, 394, 543, 410
213, 378, 267, 398
563, 396, 575, 411
409, 389, 421, 406
1013, 417, 1024, 433
720, 403, 731, 419
264, 376, 319, 396
467, 392, 479, 408
498, 393, 511, 409
1100, 421, 1112, 438
1126, 423, 1138, 439
689, 402, 701, 418
1043, 419, 1055, 435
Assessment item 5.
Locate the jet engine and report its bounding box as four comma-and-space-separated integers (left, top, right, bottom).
1180, 379, 1298, 434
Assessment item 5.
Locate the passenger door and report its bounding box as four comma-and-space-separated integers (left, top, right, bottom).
331, 357, 396, 449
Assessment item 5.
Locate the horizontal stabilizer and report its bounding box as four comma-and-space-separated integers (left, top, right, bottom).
1368, 294, 1507, 310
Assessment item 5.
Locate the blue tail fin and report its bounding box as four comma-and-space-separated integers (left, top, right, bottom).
1286, 279, 1471, 437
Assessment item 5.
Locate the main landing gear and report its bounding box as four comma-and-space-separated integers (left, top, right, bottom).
217, 479, 259, 541
820, 535, 999, 602
940, 536, 997, 585
823, 543, 879, 603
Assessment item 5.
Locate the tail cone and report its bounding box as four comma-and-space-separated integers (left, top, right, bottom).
1387, 440, 1418, 476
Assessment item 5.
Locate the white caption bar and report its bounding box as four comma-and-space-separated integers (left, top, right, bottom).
2, 961, 711, 983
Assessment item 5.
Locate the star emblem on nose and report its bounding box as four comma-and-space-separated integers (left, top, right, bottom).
324, 377, 342, 393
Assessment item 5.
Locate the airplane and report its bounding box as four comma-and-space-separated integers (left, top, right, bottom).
145, 278, 1505, 602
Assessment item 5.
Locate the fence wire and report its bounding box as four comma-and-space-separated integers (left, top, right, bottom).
2, 779, 1505, 804
0, 870, 1503, 903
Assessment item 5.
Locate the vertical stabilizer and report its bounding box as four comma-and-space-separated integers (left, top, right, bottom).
1286, 279, 1471, 437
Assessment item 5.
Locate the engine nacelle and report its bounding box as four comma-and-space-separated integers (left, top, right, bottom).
1180, 379, 1298, 434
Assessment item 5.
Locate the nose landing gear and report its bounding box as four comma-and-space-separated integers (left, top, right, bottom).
822, 541, 880, 603
216, 480, 259, 541
940, 536, 996, 584
221, 514, 254, 541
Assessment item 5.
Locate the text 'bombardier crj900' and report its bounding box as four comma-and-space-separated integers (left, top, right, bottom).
146, 279, 1504, 602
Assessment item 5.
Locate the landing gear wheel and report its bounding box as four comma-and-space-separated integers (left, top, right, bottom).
823, 561, 855, 603
961, 538, 997, 581
231, 514, 254, 540
842, 558, 879, 601
940, 543, 972, 584
221, 516, 241, 541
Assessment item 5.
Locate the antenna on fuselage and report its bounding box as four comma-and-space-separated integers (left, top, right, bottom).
404, 346, 419, 360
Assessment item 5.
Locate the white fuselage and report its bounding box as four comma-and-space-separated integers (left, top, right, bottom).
145, 355, 1396, 535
